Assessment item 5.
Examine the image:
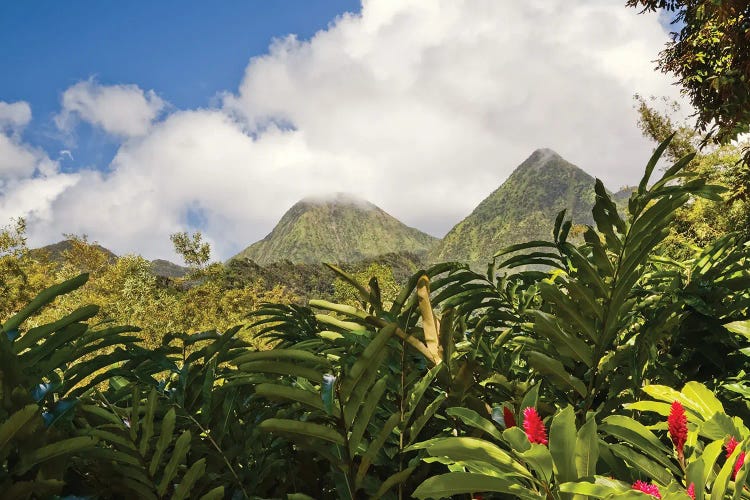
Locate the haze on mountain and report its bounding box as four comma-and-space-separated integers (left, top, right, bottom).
431, 148, 601, 267
232, 193, 439, 265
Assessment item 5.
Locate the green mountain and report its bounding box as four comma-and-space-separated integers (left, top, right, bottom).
431, 148, 597, 266
232, 193, 440, 265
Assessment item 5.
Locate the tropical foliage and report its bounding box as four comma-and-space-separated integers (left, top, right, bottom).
1, 135, 749, 498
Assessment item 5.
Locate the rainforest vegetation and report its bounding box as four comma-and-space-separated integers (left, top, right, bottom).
2, 2, 750, 498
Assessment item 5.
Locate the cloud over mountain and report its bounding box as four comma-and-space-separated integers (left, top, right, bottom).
2, 1, 681, 261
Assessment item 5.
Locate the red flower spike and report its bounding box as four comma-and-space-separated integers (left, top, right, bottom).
726, 436, 739, 456
726, 436, 745, 480
734, 451, 746, 480
632, 480, 662, 498
503, 406, 516, 429
668, 401, 688, 460
686, 482, 695, 500
522, 407, 547, 445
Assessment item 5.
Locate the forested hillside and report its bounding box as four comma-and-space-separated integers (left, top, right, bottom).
432, 149, 598, 266
233, 194, 439, 265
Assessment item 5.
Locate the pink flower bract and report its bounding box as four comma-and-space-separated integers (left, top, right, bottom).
686, 482, 695, 499
668, 401, 688, 458
522, 407, 547, 445
632, 480, 661, 498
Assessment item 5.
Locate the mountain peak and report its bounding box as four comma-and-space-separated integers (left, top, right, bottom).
298, 192, 375, 210
232, 196, 439, 265
517, 148, 565, 171
431, 149, 597, 266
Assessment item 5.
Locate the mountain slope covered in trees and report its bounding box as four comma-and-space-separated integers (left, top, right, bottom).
232, 193, 439, 265
431, 148, 598, 266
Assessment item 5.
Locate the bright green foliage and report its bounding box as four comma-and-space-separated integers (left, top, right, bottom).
634, 95, 750, 258
627, 1, 750, 146
171, 231, 211, 269
332, 262, 401, 310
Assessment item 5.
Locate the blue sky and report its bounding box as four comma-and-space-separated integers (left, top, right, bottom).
0, 1, 679, 259
0, 1, 359, 168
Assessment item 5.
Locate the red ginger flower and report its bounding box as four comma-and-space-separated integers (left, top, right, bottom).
668, 401, 688, 459
734, 452, 746, 480
727, 436, 739, 455
522, 407, 547, 445
503, 406, 516, 429
686, 482, 695, 499
726, 436, 746, 480
632, 480, 661, 498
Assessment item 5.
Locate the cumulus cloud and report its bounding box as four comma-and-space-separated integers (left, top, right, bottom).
10, 0, 685, 260
0, 101, 78, 231
0, 101, 32, 132
56, 79, 166, 138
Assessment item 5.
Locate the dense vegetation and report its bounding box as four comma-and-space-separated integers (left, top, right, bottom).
2, 134, 750, 499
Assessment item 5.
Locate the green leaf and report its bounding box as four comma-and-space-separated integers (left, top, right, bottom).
550, 405, 577, 483
198, 486, 225, 500
446, 407, 503, 441
14, 305, 99, 352
258, 418, 345, 446
0, 405, 40, 453
237, 361, 323, 384
149, 407, 176, 477
682, 382, 724, 417
600, 416, 678, 473
725, 320, 750, 340
575, 415, 599, 478
356, 412, 400, 487
519, 382, 541, 417
504, 426, 531, 453
623, 401, 673, 416
157, 430, 191, 496
255, 383, 335, 416
413, 472, 534, 499
560, 480, 625, 498
699, 412, 738, 441
371, 467, 416, 498
341, 324, 396, 401
171, 457, 205, 500
17, 436, 97, 474
404, 363, 444, 427
532, 312, 594, 367
232, 349, 329, 366
521, 443, 554, 482
348, 376, 387, 456
608, 443, 673, 485
527, 352, 587, 397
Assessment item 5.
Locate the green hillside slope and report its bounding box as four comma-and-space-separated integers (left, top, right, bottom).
232, 193, 439, 265
431, 148, 597, 266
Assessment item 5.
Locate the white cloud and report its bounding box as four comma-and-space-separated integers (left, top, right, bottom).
0, 101, 32, 132
11, 0, 685, 260
56, 79, 166, 138
0, 101, 54, 181
0, 101, 78, 232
